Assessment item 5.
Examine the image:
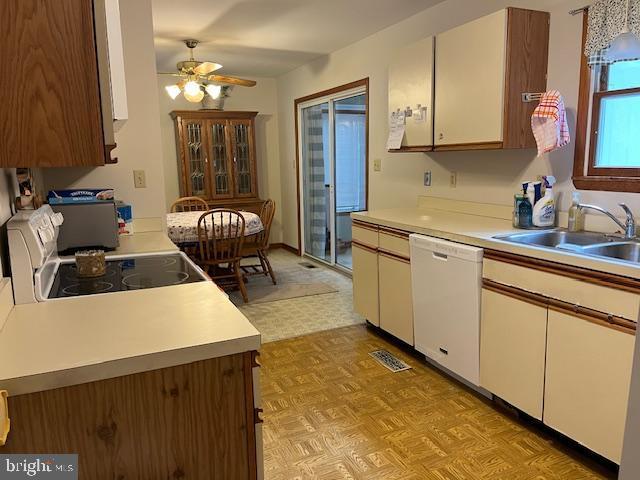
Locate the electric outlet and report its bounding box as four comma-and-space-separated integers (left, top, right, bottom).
450, 171, 457, 188
424, 171, 432, 187
373, 158, 382, 172
133, 170, 146, 188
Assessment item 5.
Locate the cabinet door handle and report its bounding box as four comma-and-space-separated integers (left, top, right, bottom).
0, 390, 9, 446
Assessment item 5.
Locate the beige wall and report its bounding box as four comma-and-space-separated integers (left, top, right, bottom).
157, 76, 283, 243
42, 0, 167, 221
276, 0, 640, 249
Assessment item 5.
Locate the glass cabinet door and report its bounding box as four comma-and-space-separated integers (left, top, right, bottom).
230, 120, 256, 197
182, 121, 208, 197
207, 121, 234, 199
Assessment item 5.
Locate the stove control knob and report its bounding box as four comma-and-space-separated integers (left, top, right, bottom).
37, 227, 52, 245
50, 212, 64, 227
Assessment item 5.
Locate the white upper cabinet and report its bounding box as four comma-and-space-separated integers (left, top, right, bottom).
434, 10, 507, 147
388, 36, 434, 150
431, 8, 549, 151
94, 0, 128, 155
105, 0, 128, 131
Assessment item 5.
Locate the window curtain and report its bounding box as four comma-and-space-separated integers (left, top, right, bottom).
302, 105, 327, 259
586, 0, 640, 65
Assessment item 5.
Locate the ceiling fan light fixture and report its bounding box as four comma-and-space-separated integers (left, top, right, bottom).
205, 84, 222, 99
184, 80, 201, 97
165, 84, 182, 100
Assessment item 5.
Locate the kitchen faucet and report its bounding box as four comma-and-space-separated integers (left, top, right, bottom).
577, 203, 636, 239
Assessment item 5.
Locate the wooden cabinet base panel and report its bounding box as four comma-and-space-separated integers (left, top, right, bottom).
1, 353, 259, 480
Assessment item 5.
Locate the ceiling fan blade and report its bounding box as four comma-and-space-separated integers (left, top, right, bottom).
208, 75, 257, 87
158, 72, 184, 76
194, 62, 222, 75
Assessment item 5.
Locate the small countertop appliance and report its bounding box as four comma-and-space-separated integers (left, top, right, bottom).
50, 201, 120, 253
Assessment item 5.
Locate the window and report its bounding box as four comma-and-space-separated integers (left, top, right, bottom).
573, 13, 640, 192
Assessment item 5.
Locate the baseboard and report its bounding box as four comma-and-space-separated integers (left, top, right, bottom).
269, 243, 300, 255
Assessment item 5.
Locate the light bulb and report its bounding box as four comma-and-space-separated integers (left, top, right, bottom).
183, 89, 204, 103
606, 28, 640, 63
205, 84, 222, 99
165, 84, 181, 100
184, 81, 201, 97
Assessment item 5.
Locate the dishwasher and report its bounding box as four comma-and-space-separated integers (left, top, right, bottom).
409, 234, 483, 386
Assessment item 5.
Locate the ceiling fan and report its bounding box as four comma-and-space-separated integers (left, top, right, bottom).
160, 39, 256, 103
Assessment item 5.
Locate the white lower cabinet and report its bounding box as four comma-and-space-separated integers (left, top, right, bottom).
544, 309, 635, 463
480, 288, 547, 420
378, 252, 414, 345
352, 243, 379, 326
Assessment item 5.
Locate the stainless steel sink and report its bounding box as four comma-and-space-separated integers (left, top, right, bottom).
581, 242, 640, 263
494, 230, 620, 248
494, 229, 640, 264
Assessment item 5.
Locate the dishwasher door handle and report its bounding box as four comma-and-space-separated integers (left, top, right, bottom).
432, 251, 448, 261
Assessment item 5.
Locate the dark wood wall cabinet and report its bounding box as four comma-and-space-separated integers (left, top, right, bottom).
171, 111, 263, 212
1, 352, 262, 480
0, 0, 126, 168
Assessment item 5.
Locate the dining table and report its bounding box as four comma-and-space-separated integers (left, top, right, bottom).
166, 210, 264, 246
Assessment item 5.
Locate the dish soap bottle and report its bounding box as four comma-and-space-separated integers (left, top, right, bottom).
518, 187, 533, 228
532, 176, 556, 227
568, 191, 583, 232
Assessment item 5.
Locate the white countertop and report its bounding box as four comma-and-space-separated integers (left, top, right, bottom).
0, 232, 260, 396
353, 207, 640, 280
111, 231, 179, 256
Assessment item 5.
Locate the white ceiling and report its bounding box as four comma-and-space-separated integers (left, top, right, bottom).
152, 0, 444, 78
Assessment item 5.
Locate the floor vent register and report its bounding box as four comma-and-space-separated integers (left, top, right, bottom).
369, 350, 412, 372
299, 262, 319, 269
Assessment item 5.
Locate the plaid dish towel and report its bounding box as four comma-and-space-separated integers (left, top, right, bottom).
531, 90, 570, 156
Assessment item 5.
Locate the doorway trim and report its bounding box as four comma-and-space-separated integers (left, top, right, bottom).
294, 77, 370, 256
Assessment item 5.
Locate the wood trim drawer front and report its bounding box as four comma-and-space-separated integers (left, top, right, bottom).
352, 223, 379, 248
483, 258, 640, 321
544, 309, 635, 464
483, 279, 636, 335
378, 228, 410, 259
480, 288, 547, 420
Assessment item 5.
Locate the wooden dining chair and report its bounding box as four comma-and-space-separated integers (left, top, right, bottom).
170, 196, 209, 213
241, 199, 276, 284
197, 209, 248, 302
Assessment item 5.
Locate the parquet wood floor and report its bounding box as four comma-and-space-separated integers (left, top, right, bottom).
260, 325, 616, 480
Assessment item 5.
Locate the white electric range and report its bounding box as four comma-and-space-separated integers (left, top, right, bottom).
7, 205, 208, 304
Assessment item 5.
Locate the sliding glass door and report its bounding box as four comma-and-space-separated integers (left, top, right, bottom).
299, 86, 368, 270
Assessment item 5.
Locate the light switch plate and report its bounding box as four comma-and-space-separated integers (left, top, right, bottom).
424, 171, 432, 187
133, 170, 146, 188
373, 158, 382, 172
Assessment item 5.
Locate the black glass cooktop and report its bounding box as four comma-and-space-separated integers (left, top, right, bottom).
48, 254, 205, 299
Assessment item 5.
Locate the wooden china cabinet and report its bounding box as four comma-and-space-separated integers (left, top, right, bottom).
171, 111, 263, 212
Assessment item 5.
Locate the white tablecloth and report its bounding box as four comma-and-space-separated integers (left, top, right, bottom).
166, 211, 263, 244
